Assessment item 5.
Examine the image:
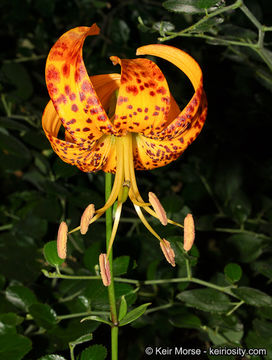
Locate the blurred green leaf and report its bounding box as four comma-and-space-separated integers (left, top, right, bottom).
80, 344, 107, 360
6, 285, 38, 311
119, 303, 151, 326
43, 241, 64, 267
0, 233, 41, 282
252, 261, 272, 279
118, 296, 127, 321
224, 263, 242, 283
69, 333, 92, 347
1, 63, 33, 100
38, 356, 67, 360
227, 234, 263, 263
113, 256, 136, 276
170, 313, 202, 329
163, 0, 205, 14
197, 0, 220, 8
177, 289, 231, 313
232, 287, 272, 307
0, 334, 32, 360
29, 303, 57, 329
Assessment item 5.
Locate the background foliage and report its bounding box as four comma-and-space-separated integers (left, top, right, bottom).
0, 0, 272, 359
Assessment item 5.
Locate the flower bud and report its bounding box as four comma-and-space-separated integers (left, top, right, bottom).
99, 253, 111, 286
160, 239, 176, 267
80, 204, 95, 235
148, 192, 167, 226
184, 213, 195, 251
57, 221, 68, 259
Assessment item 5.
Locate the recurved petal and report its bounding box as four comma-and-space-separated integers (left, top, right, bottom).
110, 56, 171, 137
133, 93, 207, 170
42, 100, 115, 172
90, 73, 120, 111
136, 44, 205, 140
46, 24, 116, 143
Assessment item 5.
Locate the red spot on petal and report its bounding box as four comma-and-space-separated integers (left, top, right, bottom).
46, 65, 60, 82
126, 85, 138, 96
62, 63, 70, 77
82, 127, 90, 132
71, 104, 78, 112
149, 91, 155, 96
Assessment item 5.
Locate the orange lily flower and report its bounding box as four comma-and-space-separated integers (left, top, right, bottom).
42, 24, 207, 278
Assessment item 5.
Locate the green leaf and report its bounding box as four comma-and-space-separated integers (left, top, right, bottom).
0, 132, 31, 159
163, 0, 204, 14
80, 344, 107, 360
0, 334, 32, 360
0, 233, 41, 282
177, 289, 231, 313
43, 241, 64, 267
29, 303, 58, 329
207, 327, 227, 345
83, 242, 101, 273
0, 313, 23, 326
1, 63, 33, 100
38, 356, 67, 360
197, 0, 220, 8
69, 333, 93, 347
81, 316, 111, 326
170, 313, 202, 329
113, 256, 136, 276
232, 287, 272, 307
224, 263, 242, 283
6, 285, 38, 311
118, 296, 127, 321
252, 261, 272, 279
119, 303, 151, 326
227, 234, 263, 263
152, 21, 175, 36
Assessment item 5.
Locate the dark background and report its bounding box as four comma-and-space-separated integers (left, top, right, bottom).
0, 0, 272, 359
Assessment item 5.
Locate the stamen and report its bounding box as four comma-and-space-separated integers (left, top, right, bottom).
99, 253, 111, 286
148, 192, 167, 226
80, 204, 95, 235
184, 213, 195, 251
134, 204, 162, 242
160, 239, 176, 267
106, 202, 123, 259
57, 221, 68, 259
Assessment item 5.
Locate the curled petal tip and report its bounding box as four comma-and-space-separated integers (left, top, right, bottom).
183, 213, 195, 251
99, 253, 111, 286
80, 204, 95, 235
148, 192, 168, 226
110, 56, 120, 66
160, 239, 176, 267
57, 221, 68, 259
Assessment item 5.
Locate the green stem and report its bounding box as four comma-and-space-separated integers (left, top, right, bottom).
105, 172, 118, 360
158, 0, 243, 42
185, 258, 192, 279
226, 300, 245, 316
215, 227, 270, 240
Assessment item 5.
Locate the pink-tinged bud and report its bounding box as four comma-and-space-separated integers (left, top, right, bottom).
80, 204, 95, 235
160, 239, 176, 267
99, 253, 111, 286
148, 192, 168, 226
184, 214, 195, 251
57, 221, 68, 259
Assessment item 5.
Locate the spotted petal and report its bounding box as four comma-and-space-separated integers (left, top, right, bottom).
46, 24, 116, 146
133, 93, 207, 170
136, 44, 205, 140
42, 101, 115, 172
110, 56, 171, 137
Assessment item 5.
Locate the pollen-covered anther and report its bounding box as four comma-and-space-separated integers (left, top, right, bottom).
160, 239, 175, 267
99, 253, 111, 286
183, 213, 195, 251
57, 221, 68, 259
80, 204, 95, 235
148, 192, 167, 226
